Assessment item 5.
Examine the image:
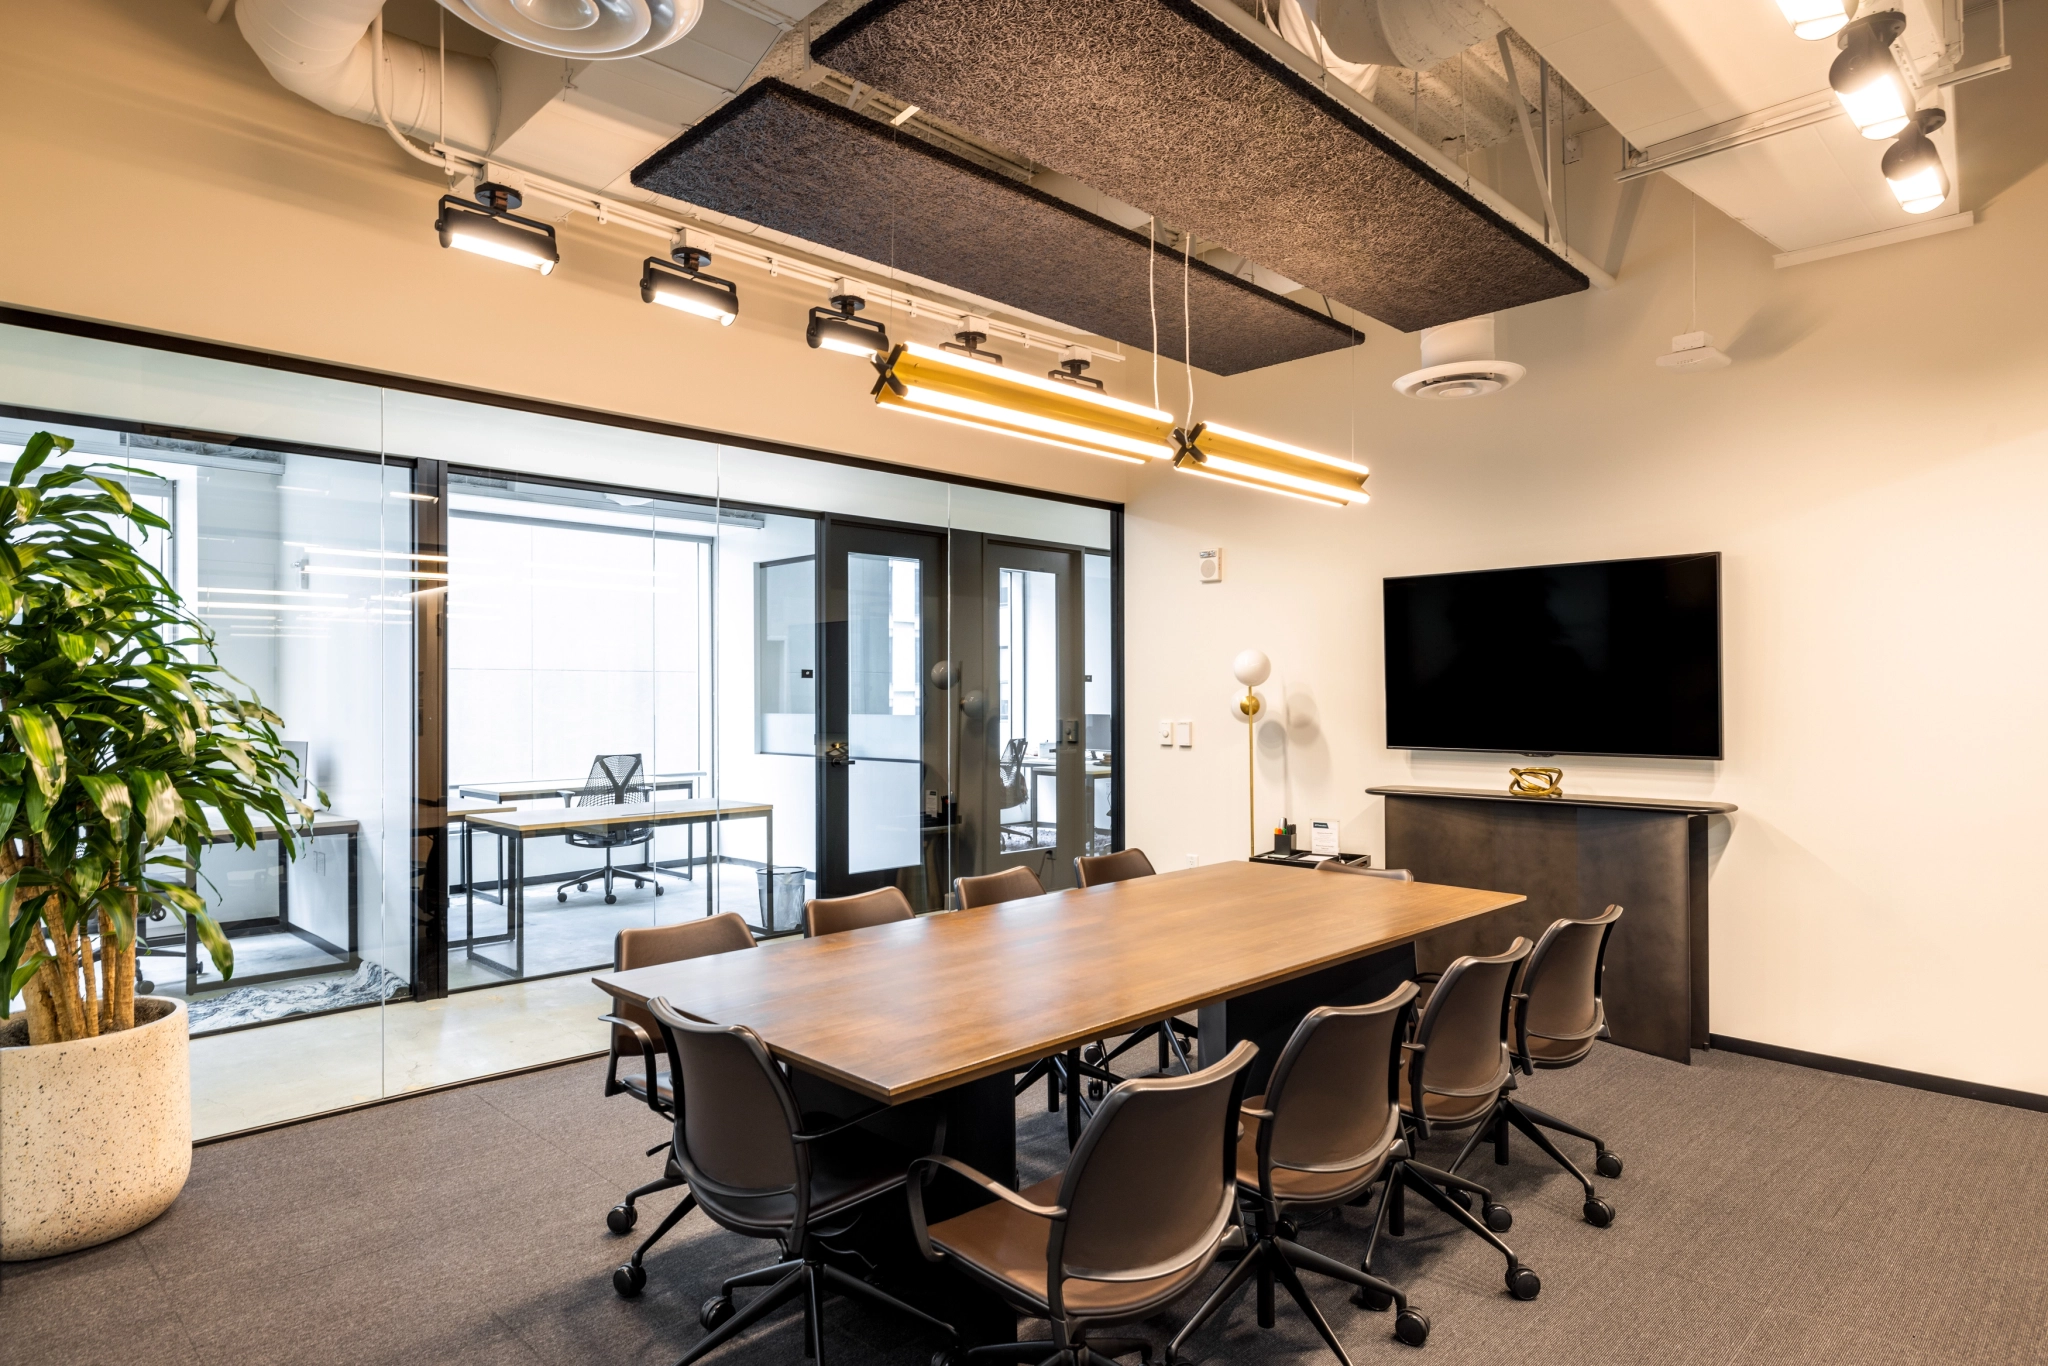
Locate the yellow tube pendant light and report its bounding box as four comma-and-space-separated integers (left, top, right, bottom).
872, 342, 1176, 464
1171, 421, 1370, 506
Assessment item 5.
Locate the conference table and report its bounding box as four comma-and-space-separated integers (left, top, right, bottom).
592, 861, 1522, 1339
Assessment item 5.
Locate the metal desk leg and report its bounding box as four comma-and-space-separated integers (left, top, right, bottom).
185, 856, 201, 997
346, 831, 360, 962
512, 833, 526, 978
276, 834, 290, 928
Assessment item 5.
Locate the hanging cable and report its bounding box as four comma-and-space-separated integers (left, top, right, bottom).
369, 14, 454, 171
1689, 195, 1698, 333
1149, 217, 1160, 414
1182, 228, 1194, 426
437, 6, 447, 156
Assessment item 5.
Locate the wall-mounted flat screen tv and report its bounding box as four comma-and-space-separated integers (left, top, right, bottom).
1384, 553, 1722, 760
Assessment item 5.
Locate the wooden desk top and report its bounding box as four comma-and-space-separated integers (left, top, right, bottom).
468, 798, 773, 836
593, 861, 1521, 1103
456, 773, 704, 803
205, 816, 361, 843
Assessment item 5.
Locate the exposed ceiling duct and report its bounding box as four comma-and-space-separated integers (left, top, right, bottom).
632, 81, 1360, 374
438, 0, 704, 58
813, 0, 1591, 333
1318, 0, 1506, 70
1390, 313, 1525, 398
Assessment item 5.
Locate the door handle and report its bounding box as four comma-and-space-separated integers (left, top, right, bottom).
824, 740, 855, 767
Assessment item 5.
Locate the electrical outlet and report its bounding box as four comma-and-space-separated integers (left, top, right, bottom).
1174, 721, 1194, 747
1186, 854, 1199, 868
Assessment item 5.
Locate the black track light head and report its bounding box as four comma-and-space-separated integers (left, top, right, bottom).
1048, 355, 1104, 391
941, 330, 1004, 365
435, 186, 558, 274
641, 247, 739, 325
807, 292, 890, 357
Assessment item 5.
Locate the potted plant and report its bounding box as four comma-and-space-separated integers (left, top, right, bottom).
0, 431, 309, 1261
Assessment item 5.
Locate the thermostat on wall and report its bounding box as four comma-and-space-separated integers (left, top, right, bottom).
1197, 548, 1223, 583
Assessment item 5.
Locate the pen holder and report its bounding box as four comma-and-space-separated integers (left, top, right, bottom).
1272, 824, 1294, 856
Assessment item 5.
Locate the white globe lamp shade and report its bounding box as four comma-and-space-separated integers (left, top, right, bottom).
1233, 649, 1272, 687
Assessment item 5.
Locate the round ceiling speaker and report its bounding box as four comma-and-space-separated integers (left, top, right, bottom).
1391, 360, 1526, 400
440, 0, 702, 57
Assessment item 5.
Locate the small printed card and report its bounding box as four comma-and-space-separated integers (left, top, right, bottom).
1309, 819, 1340, 857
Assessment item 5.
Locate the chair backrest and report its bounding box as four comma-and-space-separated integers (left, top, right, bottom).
1073, 847, 1156, 888
1412, 937, 1532, 1105
1259, 982, 1418, 1200
577, 753, 645, 807
611, 912, 757, 1046
1315, 861, 1414, 881
1052, 1040, 1257, 1312
648, 1002, 809, 1236
1516, 904, 1623, 1070
999, 737, 1029, 807
954, 865, 1044, 910
803, 885, 914, 937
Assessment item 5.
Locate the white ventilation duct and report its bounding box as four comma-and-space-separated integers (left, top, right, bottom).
1315, 0, 1507, 71
1391, 313, 1525, 399
440, 0, 704, 58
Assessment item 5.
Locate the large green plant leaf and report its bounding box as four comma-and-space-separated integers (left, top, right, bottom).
7, 707, 66, 805
78, 774, 133, 838
129, 770, 181, 845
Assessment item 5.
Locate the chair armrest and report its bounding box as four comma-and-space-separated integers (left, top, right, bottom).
1240, 1105, 1275, 1121
598, 1014, 665, 1115
1401, 1041, 1430, 1139
791, 1104, 893, 1144
906, 1155, 1066, 1263
1510, 991, 1534, 1076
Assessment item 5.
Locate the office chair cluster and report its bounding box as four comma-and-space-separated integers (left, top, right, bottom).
596, 853, 1625, 1366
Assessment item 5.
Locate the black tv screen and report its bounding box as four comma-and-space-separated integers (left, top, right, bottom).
1384, 553, 1722, 759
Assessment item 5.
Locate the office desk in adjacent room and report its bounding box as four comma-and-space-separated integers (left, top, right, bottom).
178, 818, 362, 996
464, 799, 773, 978
454, 773, 705, 805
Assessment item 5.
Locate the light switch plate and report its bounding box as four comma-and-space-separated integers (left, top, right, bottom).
1174, 720, 1194, 747
1158, 718, 1173, 746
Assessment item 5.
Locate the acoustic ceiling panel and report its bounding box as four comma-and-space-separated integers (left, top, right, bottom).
813, 0, 1589, 333
632, 81, 1359, 376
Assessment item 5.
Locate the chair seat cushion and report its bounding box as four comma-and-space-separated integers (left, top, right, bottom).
702, 1122, 911, 1230
1236, 1096, 1396, 1206
929, 1177, 1215, 1321
622, 1067, 673, 1108
1524, 1032, 1595, 1067
1397, 1055, 1499, 1127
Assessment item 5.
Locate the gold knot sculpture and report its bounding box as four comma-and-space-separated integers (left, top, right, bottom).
1508, 767, 1564, 799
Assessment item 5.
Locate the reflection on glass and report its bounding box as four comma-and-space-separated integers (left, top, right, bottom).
997, 566, 1060, 853
847, 553, 922, 873
1085, 553, 1114, 855
756, 556, 816, 756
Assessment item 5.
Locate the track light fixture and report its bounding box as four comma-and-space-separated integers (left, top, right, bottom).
941, 326, 1005, 365
806, 284, 890, 357
435, 182, 559, 274
1047, 347, 1105, 391
872, 342, 1175, 464
1882, 107, 1952, 213
1776, 0, 1857, 41
1830, 11, 1915, 140
1171, 422, 1370, 507
641, 245, 738, 325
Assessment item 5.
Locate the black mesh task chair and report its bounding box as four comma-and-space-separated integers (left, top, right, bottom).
1358, 938, 1545, 1302
1444, 905, 1626, 1227
998, 737, 1039, 852
909, 1041, 1260, 1366
1072, 849, 1198, 1084
647, 1000, 959, 1366
558, 754, 660, 906
1170, 984, 1432, 1364
601, 912, 758, 1298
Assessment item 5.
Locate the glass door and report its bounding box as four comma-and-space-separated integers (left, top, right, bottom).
981, 542, 1086, 889
818, 521, 947, 908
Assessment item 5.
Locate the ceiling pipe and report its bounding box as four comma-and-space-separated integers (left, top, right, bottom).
1317, 0, 1507, 71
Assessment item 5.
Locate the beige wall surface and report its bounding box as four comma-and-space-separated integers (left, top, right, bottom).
9, 1, 2048, 1092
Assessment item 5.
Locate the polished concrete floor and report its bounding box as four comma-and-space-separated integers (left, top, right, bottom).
12, 1041, 2048, 1366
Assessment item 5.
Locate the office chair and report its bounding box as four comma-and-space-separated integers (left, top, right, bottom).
1171, 984, 1431, 1363
998, 737, 1038, 852
601, 912, 758, 1298
646, 1001, 959, 1366
909, 1040, 1260, 1366
1315, 862, 1415, 882
1444, 905, 1626, 1228
557, 753, 659, 906
1359, 937, 1544, 1302
1072, 848, 1198, 1083
803, 885, 914, 937
954, 865, 1044, 909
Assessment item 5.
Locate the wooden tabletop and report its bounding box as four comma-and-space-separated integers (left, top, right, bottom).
593, 861, 1521, 1103
467, 798, 773, 836
205, 816, 361, 843
456, 773, 705, 803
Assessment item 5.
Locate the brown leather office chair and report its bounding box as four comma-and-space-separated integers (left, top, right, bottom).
1170, 985, 1431, 1364
910, 1040, 1259, 1366
1315, 862, 1415, 882
1360, 937, 1544, 1302
803, 885, 914, 937
954, 864, 1044, 909
1072, 847, 1156, 887
601, 912, 757, 1297
647, 1000, 957, 1365
1445, 905, 1625, 1227
1069, 848, 1196, 1089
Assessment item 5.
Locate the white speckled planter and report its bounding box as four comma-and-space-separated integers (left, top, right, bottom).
1, 996, 190, 1261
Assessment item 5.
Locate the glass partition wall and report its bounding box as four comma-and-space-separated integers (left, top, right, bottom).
0, 319, 1117, 1139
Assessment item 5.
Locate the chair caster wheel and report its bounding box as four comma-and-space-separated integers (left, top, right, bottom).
1507, 1266, 1541, 1300
1394, 1308, 1431, 1347
654, 885, 664, 896
578, 882, 589, 892
1596, 1150, 1624, 1178
557, 891, 568, 903
605, 893, 617, 905
613, 1263, 646, 1298
701, 1295, 735, 1331
607, 1203, 637, 1234
1583, 1197, 1615, 1227
1354, 1285, 1394, 1312
1483, 1202, 1513, 1233
931, 1350, 967, 1366
1446, 1188, 1472, 1211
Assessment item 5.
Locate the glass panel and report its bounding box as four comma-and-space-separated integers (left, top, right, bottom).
997, 566, 1061, 854
1085, 553, 1115, 856
848, 552, 923, 872
756, 557, 817, 757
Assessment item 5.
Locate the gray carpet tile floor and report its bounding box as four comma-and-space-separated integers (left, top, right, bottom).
8, 1041, 2048, 1366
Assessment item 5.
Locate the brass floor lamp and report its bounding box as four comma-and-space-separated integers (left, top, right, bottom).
1233, 649, 1271, 857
